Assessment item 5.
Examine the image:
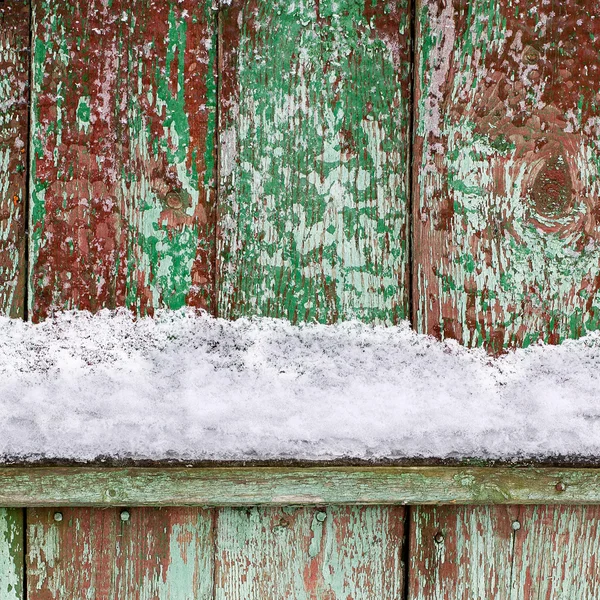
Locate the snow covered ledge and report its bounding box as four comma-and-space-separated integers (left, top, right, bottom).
2, 308, 600, 505
1, 309, 599, 464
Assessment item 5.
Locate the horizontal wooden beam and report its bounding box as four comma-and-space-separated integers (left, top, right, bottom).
0, 467, 599, 506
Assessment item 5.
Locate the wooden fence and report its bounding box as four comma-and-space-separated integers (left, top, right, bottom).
3, 0, 600, 597
3, 0, 599, 351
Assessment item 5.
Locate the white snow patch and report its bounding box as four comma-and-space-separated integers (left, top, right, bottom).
0, 309, 599, 462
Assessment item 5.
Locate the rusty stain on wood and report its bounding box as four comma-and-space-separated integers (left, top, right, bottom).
28, 0, 217, 321
0, 0, 28, 318
217, 0, 412, 323
26, 507, 214, 599
413, 0, 600, 350
409, 505, 600, 598
215, 505, 405, 598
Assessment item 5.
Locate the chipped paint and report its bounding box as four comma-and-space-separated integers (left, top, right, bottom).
414, 0, 600, 350
215, 506, 405, 598
0, 1, 28, 317
27, 508, 214, 599
0, 509, 23, 600
217, 0, 412, 323
410, 506, 600, 598
28, 0, 217, 321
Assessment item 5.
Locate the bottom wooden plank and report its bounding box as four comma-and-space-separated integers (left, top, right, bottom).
409, 506, 600, 599
214, 506, 406, 599
26, 508, 214, 599
0, 509, 23, 600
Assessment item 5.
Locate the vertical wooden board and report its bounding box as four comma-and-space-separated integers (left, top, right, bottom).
0, 509, 24, 600
215, 505, 405, 599
414, 0, 600, 349
29, 0, 217, 321
410, 506, 600, 600
218, 0, 412, 323
510, 506, 600, 598
27, 508, 214, 599
409, 506, 517, 599
0, 1, 29, 317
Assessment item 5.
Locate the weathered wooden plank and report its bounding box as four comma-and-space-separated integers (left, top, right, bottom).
413, 0, 600, 350
27, 507, 214, 599
0, 509, 24, 600
409, 505, 600, 599
29, 0, 217, 321
215, 505, 405, 598
0, 467, 599, 506
218, 0, 412, 323
409, 506, 517, 598
0, 1, 29, 317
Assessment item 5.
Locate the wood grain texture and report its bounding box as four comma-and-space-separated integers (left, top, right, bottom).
0, 467, 596, 506
215, 505, 405, 599
0, 0, 29, 317
413, 0, 600, 350
0, 509, 24, 600
27, 507, 214, 599
29, 0, 217, 321
218, 0, 412, 323
409, 505, 600, 599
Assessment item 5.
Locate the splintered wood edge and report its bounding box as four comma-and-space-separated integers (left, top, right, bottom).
0, 467, 598, 506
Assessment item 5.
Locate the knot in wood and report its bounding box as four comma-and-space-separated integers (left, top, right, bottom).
522, 45, 540, 65
531, 155, 573, 218
165, 191, 183, 210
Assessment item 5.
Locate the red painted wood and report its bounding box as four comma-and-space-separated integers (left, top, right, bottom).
29, 0, 217, 321
0, 0, 29, 317
27, 507, 215, 599
413, 0, 600, 350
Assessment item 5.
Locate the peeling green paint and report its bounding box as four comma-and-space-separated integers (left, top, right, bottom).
0, 509, 23, 600
218, 0, 411, 324
28, 0, 217, 320
414, 0, 600, 350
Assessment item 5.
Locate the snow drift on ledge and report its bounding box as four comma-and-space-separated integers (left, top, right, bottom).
1, 309, 599, 462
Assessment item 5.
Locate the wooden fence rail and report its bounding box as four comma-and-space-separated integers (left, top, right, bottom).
3, 0, 599, 351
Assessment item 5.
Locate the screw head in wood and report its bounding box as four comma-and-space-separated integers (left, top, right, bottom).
512, 520, 521, 531
120, 510, 130, 522
556, 481, 567, 492
316, 511, 327, 522
434, 532, 444, 544
53, 511, 63, 522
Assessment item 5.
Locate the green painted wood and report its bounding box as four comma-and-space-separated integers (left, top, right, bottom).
413, 0, 600, 350
217, 0, 412, 323
29, 0, 217, 321
215, 505, 405, 598
27, 507, 214, 599
0, 0, 29, 318
409, 505, 600, 599
0, 467, 596, 506
0, 509, 24, 600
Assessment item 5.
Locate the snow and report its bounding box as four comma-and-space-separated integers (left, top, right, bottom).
0, 309, 599, 462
